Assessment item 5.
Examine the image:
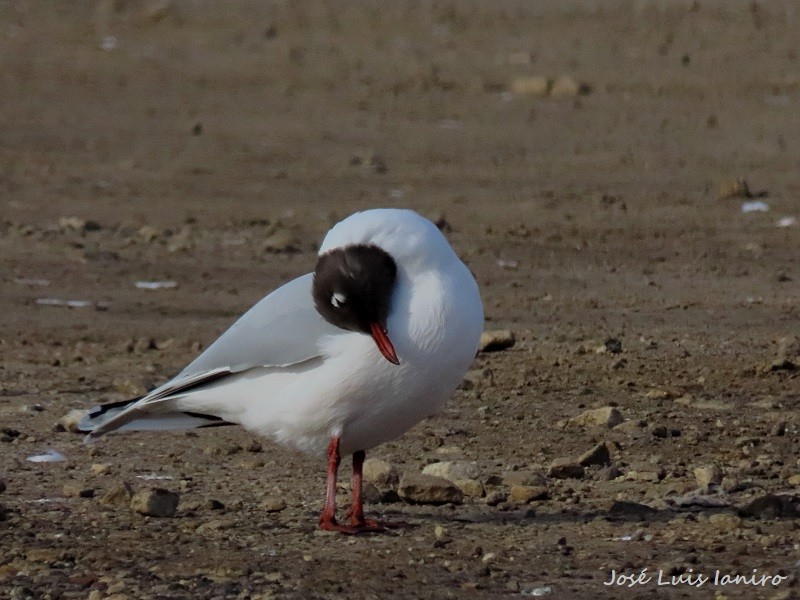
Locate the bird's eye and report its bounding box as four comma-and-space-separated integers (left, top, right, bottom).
331, 292, 346, 308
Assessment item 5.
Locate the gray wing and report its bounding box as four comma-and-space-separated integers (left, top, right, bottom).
179, 272, 341, 378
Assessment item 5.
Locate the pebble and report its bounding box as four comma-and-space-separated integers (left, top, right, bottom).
54, 408, 86, 433
398, 473, 464, 505
607, 500, 657, 517
509, 485, 549, 503
717, 178, 752, 200
568, 406, 624, 429
708, 513, 742, 532
777, 334, 800, 360
509, 76, 549, 96
362, 458, 400, 489
99, 482, 134, 507
260, 230, 299, 254
547, 458, 585, 480
260, 498, 287, 513
484, 490, 508, 506
694, 465, 723, 490
90, 463, 111, 476
62, 482, 95, 498
130, 487, 180, 517
454, 478, 485, 498
737, 493, 795, 519
577, 442, 611, 467
422, 461, 481, 483
478, 330, 515, 352
549, 75, 580, 97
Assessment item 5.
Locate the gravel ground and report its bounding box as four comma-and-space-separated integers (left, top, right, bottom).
1, 2, 800, 599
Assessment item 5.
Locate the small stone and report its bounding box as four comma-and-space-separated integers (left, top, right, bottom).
260, 498, 287, 513
90, 463, 111, 476
509, 485, 549, 503
718, 178, 752, 200
362, 458, 400, 489
130, 487, 179, 518
608, 500, 657, 517
99, 482, 134, 507
54, 409, 87, 433
708, 513, 742, 532
196, 518, 234, 533
422, 461, 481, 483
578, 443, 611, 467
550, 75, 580, 97
547, 458, 585, 480
787, 474, 800, 486
603, 338, 623, 354
455, 479, 485, 497
138, 225, 161, 243
63, 482, 95, 498
260, 230, 299, 254
777, 335, 800, 360
398, 473, 463, 505
737, 493, 795, 519
484, 490, 508, 506
479, 330, 515, 352
771, 422, 787, 437
509, 76, 549, 96
481, 552, 496, 564
569, 406, 624, 429
694, 465, 723, 489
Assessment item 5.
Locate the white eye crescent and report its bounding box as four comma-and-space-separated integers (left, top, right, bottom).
331, 292, 346, 308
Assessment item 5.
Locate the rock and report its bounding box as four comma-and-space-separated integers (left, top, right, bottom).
362, 458, 400, 489
550, 75, 580, 97
607, 500, 657, 517
138, 225, 161, 243
502, 470, 547, 487
422, 461, 481, 483
99, 482, 134, 507
509, 485, 549, 503
603, 337, 623, 354
569, 406, 624, 429
196, 519, 234, 534
90, 463, 111, 476
398, 473, 463, 505
708, 513, 742, 532
260, 230, 299, 253
454, 479, 485, 498
547, 458, 585, 479
787, 474, 800, 486
693, 465, 723, 490
260, 498, 287, 513
510, 76, 549, 96
484, 490, 508, 506
777, 335, 800, 360
479, 330, 515, 352
771, 421, 787, 437
59, 216, 100, 232
63, 482, 95, 498
578, 443, 611, 467
362, 458, 400, 502
717, 178, 752, 200
54, 409, 86, 433
737, 493, 796, 519
130, 487, 179, 517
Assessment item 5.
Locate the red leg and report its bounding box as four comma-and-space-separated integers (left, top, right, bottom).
346, 450, 408, 531
319, 440, 406, 534
318, 436, 341, 530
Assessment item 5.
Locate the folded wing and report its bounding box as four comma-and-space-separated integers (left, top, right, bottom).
81, 272, 341, 439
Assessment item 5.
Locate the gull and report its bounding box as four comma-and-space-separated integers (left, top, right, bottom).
80, 208, 484, 533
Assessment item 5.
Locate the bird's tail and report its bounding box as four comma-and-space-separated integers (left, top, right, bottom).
78, 397, 230, 442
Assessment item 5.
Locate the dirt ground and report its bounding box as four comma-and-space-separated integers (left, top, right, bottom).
2, 1, 800, 599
